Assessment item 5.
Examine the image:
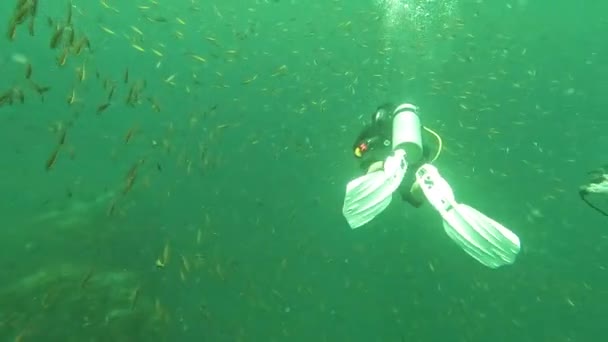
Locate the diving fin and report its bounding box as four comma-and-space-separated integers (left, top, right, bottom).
343, 150, 408, 229
441, 203, 521, 268
580, 173, 608, 216
415, 164, 521, 268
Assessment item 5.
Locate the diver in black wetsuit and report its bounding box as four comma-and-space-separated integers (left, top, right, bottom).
341, 102, 521, 268
351, 103, 438, 207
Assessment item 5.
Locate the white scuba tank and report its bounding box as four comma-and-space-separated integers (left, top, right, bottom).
392, 103, 423, 164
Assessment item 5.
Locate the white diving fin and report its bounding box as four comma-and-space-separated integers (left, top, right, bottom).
579, 172, 608, 216
584, 175, 608, 194
415, 164, 521, 268
343, 150, 408, 229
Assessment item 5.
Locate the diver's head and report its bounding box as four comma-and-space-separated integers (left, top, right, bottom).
371, 103, 395, 124
353, 104, 394, 159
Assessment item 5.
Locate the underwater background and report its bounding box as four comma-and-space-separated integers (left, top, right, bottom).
1, 0, 607, 341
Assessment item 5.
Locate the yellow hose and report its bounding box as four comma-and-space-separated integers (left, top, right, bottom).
422, 126, 442, 163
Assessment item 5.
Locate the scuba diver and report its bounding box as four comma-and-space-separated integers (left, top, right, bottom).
342, 102, 521, 269
579, 166, 608, 216
350, 103, 440, 208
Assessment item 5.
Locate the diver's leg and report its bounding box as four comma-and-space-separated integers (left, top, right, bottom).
367, 161, 384, 173
400, 182, 425, 208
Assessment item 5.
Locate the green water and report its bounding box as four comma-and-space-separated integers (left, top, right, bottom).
1, 0, 606, 341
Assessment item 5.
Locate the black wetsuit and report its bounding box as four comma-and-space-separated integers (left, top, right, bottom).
352, 103, 432, 206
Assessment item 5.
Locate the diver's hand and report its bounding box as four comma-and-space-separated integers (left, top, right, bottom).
383, 149, 407, 178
